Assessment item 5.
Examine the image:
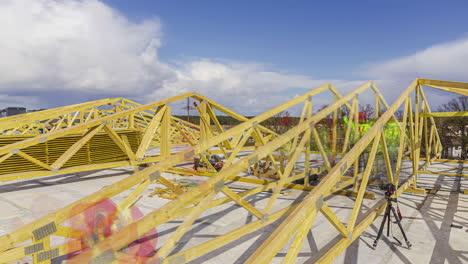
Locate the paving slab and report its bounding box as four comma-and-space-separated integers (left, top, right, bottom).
0, 161, 466, 263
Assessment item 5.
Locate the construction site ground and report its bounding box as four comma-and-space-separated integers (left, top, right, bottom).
0, 157, 466, 264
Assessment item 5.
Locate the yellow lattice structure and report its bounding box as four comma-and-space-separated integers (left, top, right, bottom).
0, 93, 276, 182
0, 79, 466, 263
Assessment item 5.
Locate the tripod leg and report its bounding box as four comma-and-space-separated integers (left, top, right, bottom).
386, 204, 391, 236
390, 206, 412, 249
373, 204, 390, 248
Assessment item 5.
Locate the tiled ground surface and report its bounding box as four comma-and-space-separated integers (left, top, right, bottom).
0, 160, 466, 264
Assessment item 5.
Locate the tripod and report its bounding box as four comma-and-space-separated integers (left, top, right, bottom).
372, 197, 412, 249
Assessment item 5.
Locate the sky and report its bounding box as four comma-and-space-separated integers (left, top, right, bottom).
0, 0, 467, 115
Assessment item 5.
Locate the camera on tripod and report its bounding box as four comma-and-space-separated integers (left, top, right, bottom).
379, 183, 396, 198
373, 182, 412, 249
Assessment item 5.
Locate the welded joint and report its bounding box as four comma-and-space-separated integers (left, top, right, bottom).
149, 171, 161, 182
138, 158, 144, 163
52, 168, 59, 173
35, 120, 40, 124
248, 155, 258, 166
252, 121, 258, 129
89, 249, 116, 264
348, 231, 353, 241
11, 148, 20, 154
39, 137, 47, 143
261, 214, 268, 223
307, 95, 312, 102
310, 121, 316, 129
315, 195, 324, 212
102, 120, 108, 125
335, 182, 341, 189
214, 180, 224, 193
168, 254, 186, 264
340, 162, 347, 175
184, 150, 195, 160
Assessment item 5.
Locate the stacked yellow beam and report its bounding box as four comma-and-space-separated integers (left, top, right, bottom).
0, 130, 141, 175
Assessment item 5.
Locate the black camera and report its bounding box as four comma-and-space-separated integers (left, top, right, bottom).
373, 182, 411, 249
379, 183, 396, 198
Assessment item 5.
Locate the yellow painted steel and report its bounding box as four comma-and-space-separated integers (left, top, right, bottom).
0, 79, 465, 264
419, 79, 468, 96
420, 111, 468, 117
0, 93, 274, 182
244, 79, 456, 263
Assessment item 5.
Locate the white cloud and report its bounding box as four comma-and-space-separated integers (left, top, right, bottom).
0, 0, 463, 114
368, 37, 468, 81
365, 37, 468, 108
0, 0, 174, 104
156, 59, 367, 114
0, 0, 363, 114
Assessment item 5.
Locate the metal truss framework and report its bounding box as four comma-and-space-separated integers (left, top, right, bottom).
0, 79, 466, 264
0, 93, 276, 182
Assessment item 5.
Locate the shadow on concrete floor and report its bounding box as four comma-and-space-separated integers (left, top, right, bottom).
0, 169, 132, 193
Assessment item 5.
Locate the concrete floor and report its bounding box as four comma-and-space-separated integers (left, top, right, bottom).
332, 161, 468, 264
0, 161, 466, 263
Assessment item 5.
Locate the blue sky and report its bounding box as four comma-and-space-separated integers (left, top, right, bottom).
101, 0, 468, 79
0, 0, 467, 114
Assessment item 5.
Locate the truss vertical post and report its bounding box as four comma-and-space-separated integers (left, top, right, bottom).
161, 106, 171, 158
331, 95, 338, 165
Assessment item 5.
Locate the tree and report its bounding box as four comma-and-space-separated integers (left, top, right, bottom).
359, 104, 374, 120
264, 111, 294, 134
436, 96, 467, 160
394, 110, 404, 120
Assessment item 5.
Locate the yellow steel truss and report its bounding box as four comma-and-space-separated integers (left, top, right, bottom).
0, 79, 465, 264
0, 93, 276, 182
